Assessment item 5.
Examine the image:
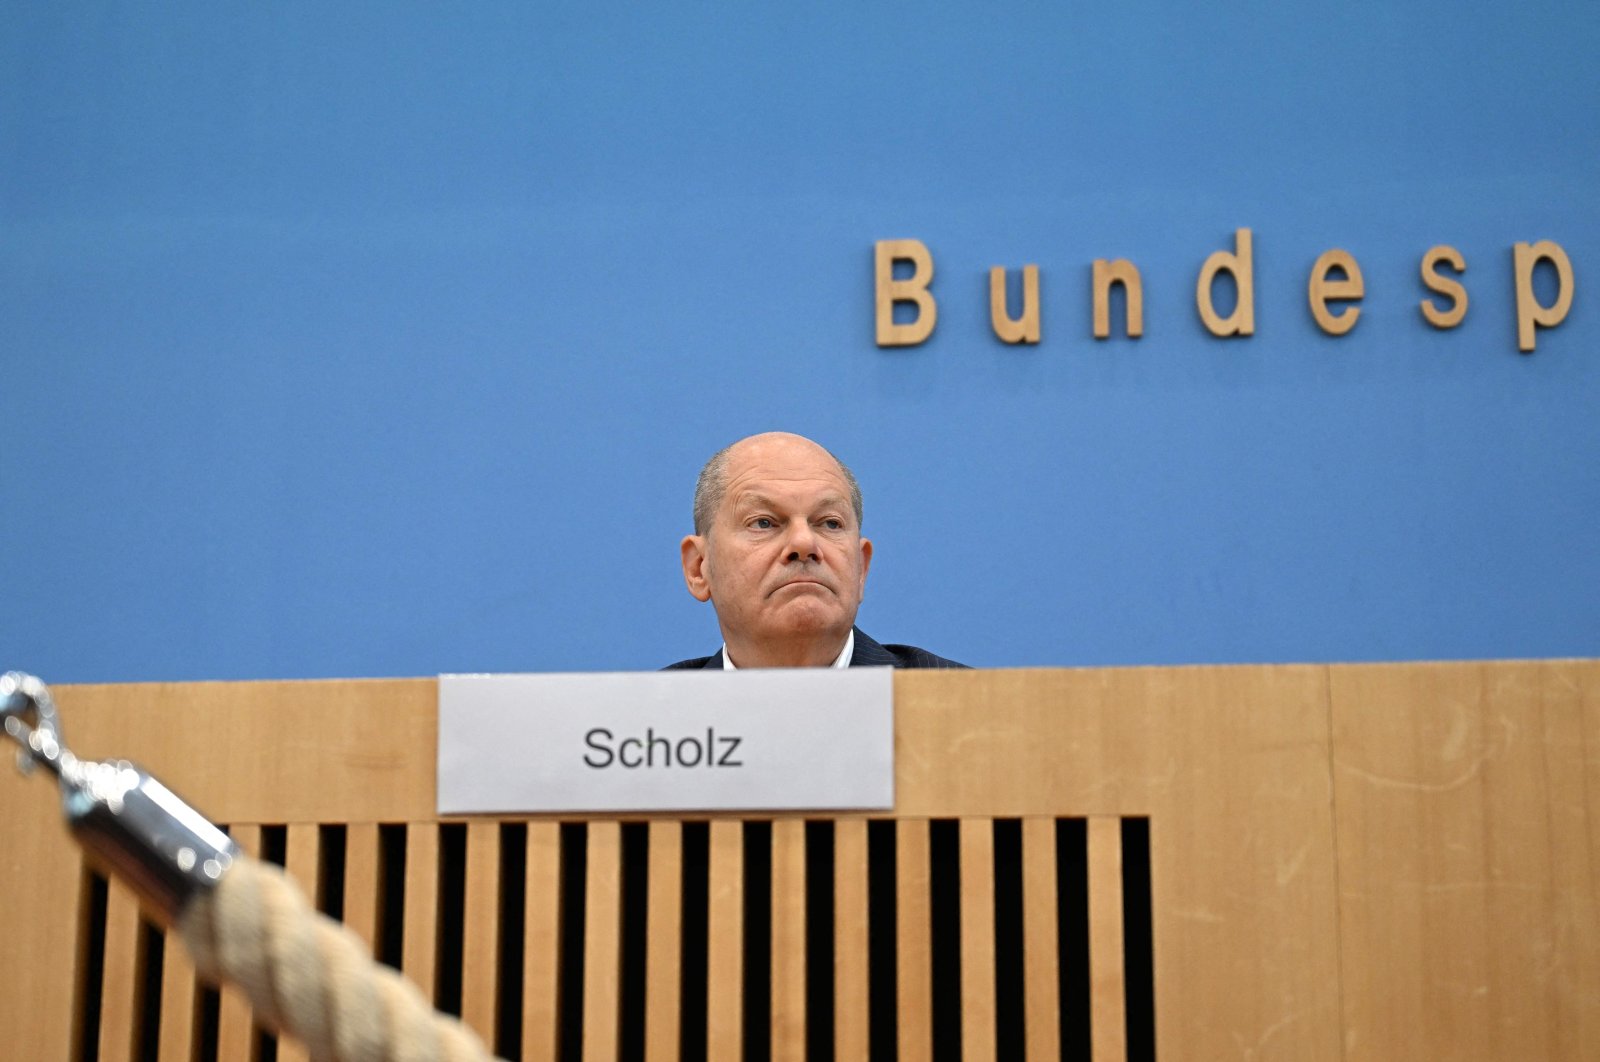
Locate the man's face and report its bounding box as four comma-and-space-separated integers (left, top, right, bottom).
681, 434, 872, 665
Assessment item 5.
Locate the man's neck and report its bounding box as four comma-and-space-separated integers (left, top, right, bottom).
722, 628, 853, 669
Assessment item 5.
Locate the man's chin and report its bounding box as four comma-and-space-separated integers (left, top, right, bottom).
764, 602, 850, 637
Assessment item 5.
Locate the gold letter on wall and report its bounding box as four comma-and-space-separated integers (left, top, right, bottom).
1307, 249, 1365, 335
1092, 259, 1144, 339
1195, 228, 1255, 337
1419, 246, 1468, 329
875, 239, 938, 346
1512, 240, 1574, 352
989, 265, 1041, 343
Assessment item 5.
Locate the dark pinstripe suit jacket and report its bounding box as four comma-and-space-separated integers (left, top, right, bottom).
663, 628, 967, 670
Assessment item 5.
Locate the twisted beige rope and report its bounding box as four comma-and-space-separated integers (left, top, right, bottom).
180, 856, 504, 1062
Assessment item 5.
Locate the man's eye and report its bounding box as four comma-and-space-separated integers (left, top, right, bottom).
822, 518, 843, 530
752, 517, 775, 529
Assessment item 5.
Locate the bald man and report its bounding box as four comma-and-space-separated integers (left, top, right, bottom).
665, 432, 966, 669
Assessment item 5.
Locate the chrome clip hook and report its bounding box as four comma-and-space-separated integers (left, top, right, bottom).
2, 671, 236, 922
1, 670, 71, 779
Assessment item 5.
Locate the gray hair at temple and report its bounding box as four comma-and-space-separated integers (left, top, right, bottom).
692, 438, 865, 536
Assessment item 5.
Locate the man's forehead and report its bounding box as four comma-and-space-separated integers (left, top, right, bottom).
721, 437, 847, 489
722, 458, 849, 511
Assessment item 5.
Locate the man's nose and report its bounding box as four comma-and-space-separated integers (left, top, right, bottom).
784, 520, 820, 561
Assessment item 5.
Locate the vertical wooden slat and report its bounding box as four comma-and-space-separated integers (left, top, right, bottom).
157, 923, 198, 1062
402, 822, 440, 1003
1089, 816, 1127, 1062
462, 821, 502, 1046
896, 818, 933, 1062
343, 823, 381, 954
0, 762, 84, 1062
277, 823, 323, 1062
645, 821, 683, 1062
215, 824, 261, 1059
522, 821, 563, 1062
706, 819, 745, 1062
283, 822, 323, 896
1020, 817, 1061, 1062
771, 817, 808, 1062
833, 818, 870, 1062
97, 877, 144, 1062
960, 818, 997, 1062
584, 821, 623, 1062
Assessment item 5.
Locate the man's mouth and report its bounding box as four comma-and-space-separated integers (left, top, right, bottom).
772, 578, 830, 595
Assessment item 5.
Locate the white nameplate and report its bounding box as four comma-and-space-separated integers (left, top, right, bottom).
437, 669, 894, 814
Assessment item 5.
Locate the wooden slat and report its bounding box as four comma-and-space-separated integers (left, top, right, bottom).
0, 760, 83, 1061
896, 818, 932, 1062
283, 823, 323, 898
706, 820, 744, 1062
645, 821, 683, 1062
97, 877, 144, 1062
277, 823, 323, 1062
215, 824, 262, 1059
157, 922, 198, 1062
833, 818, 870, 1062
583, 821, 623, 1062
402, 822, 440, 1002
461, 821, 501, 1047
522, 822, 563, 1062
960, 818, 997, 1062
1020, 817, 1060, 1062
1088, 816, 1126, 1062
771, 818, 807, 1062
342, 823, 381, 954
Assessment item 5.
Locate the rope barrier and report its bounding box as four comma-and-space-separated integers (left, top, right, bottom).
181, 856, 499, 1062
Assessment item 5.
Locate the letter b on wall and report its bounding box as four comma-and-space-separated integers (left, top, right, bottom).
875, 239, 938, 346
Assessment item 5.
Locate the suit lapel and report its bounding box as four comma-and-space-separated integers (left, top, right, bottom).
848, 629, 897, 667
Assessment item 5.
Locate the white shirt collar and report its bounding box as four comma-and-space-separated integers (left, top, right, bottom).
721, 628, 855, 670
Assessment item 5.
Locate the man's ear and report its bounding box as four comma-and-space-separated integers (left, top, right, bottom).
681, 535, 713, 602
858, 537, 873, 588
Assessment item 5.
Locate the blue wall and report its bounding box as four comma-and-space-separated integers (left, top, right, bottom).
5, 3, 1597, 681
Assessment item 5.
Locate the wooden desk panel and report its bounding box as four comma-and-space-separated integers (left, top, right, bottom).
1330, 660, 1600, 1061
0, 663, 1593, 1060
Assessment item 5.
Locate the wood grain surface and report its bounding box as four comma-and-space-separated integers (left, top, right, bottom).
2, 662, 1594, 1061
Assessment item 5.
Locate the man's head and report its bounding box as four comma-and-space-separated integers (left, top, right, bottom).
680, 432, 872, 667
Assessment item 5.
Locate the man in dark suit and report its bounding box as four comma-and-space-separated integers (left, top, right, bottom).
666, 432, 966, 670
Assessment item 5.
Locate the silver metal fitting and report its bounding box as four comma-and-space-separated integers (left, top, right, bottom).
3, 672, 238, 923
